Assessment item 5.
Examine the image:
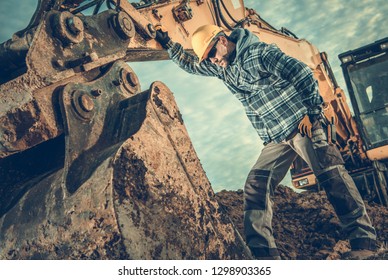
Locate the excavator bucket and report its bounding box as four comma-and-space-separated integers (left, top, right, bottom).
0, 61, 251, 259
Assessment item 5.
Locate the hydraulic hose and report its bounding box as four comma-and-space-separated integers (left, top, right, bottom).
71, 0, 101, 14
93, 0, 105, 14
211, 0, 221, 26
215, 0, 233, 30
219, 0, 238, 24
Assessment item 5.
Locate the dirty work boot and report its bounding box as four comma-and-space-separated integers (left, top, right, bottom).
343, 249, 376, 260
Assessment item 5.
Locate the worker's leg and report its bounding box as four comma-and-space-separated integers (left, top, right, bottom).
289, 119, 377, 251
244, 141, 297, 259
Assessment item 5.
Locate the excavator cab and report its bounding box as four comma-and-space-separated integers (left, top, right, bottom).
337, 38, 388, 205
339, 37, 388, 150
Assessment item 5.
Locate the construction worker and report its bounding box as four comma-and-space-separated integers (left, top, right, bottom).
155, 25, 377, 260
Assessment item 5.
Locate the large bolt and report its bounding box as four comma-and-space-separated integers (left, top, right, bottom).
120, 68, 140, 94
122, 18, 132, 33
79, 94, 94, 112
66, 16, 84, 35
115, 12, 135, 40
147, 24, 156, 37
53, 11, 84, 45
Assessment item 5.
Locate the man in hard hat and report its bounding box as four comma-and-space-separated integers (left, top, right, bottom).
155, 25, 377, 260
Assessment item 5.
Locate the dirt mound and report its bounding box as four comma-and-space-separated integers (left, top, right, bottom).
216, 186, 388, 260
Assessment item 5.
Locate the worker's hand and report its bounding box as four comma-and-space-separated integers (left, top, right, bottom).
298, 114, 313, 138
155, 26, 171, 49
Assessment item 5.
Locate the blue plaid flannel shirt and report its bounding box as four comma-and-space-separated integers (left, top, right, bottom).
167, 28, 323, 144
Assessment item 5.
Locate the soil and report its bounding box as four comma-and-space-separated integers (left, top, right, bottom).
216, 185, 388, 260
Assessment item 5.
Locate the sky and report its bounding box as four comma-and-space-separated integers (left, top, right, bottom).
1, 0, 387, 192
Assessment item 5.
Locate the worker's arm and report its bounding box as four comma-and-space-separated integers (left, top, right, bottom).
155, 29, 221, 77
249, 42, 323, 116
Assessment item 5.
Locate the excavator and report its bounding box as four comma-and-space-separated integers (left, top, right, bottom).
0, 0, 386, 259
